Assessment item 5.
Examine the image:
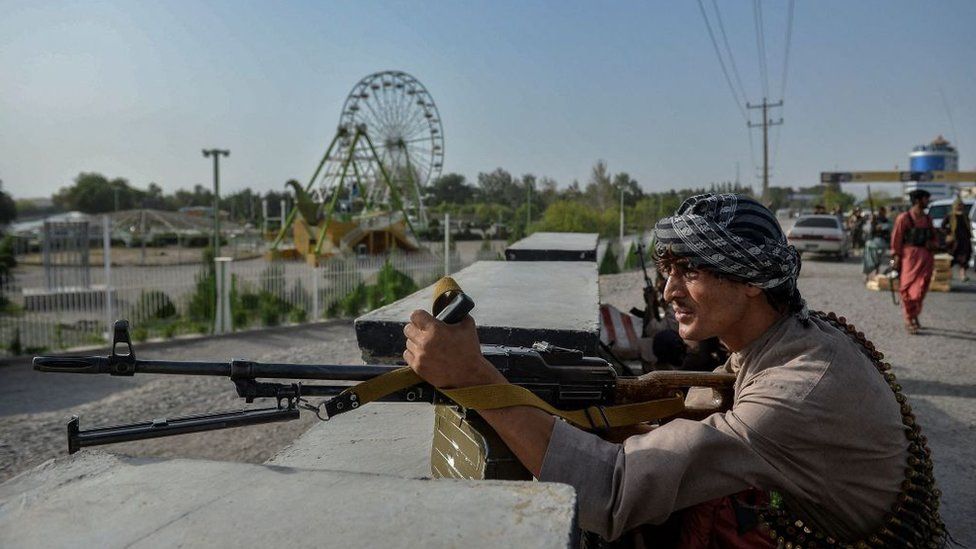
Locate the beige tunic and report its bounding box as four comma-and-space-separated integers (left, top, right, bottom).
539, 314, 907, 541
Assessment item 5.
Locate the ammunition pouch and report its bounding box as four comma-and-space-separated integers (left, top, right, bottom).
903, 226, 932, 247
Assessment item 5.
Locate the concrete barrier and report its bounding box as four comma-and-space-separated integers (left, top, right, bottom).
267, 403, 434, 478
355, 260, 599, 362
505, 232, 599, 262
0, 451, 578, 548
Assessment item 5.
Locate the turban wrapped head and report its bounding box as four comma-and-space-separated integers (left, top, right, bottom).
653, 193, 807, 319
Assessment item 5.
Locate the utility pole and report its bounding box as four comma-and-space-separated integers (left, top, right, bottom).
747, 98, 783, 204
202, 149, 230, 255
619, 186, 627, 245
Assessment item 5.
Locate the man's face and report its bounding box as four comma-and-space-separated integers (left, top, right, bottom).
662, 263, 751, 341
918, 196, 930, 209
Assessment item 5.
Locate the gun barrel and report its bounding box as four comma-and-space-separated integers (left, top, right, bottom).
34, 355, 400, 381
33, 356, 108, 373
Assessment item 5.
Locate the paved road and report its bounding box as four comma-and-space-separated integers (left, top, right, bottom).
0, 322, 360, 417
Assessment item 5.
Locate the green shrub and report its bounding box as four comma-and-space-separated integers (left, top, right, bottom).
339, 283, 367, 317
188, 247, 216, 324
8, 328, 22, 356
289, 307, 307, 324
375, 260, 418, 306
599, 245, 620, 275
258, 291, 291, 327
137, 290, 177, 319
132, 326, 149, 342
623, 241, 640, 271
162, 322, 179, 339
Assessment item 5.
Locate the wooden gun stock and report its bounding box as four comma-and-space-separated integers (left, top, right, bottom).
616, 370, 736, 419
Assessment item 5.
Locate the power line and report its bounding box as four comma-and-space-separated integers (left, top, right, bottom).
938, 87, 960, 150
710, 0, 749, 104
696, 0, 748, 121
779, 0, 795, 99
771, 0, 796, 169
753, 0, 770, 100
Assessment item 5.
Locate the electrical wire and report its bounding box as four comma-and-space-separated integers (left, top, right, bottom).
779, 0, 795, 100
696, 0, 748, 122
710, 0, 749, 106
938, 88, 960, 150
771, 0, 795, 168
753, 0, 770, 100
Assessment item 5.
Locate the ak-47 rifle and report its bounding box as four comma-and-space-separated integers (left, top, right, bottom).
635, 241, 662, 325
34, 278, 735, 478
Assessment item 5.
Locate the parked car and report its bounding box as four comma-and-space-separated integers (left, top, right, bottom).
927, 197, 975, 231
787, 214, 850, 259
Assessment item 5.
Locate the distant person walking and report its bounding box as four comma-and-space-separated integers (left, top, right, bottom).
941, 198, 972, 282
862, 206, 892, 280
891, 190, 936, 334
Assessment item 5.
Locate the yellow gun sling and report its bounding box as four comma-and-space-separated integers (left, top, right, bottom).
332, 366, 685, 430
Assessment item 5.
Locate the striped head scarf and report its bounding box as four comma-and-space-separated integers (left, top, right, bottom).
653, 193, 808, 318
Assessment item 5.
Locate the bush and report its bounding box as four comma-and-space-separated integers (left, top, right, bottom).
331, 261, 419, 318
8, 328, 22, 356
289, 307, 308, 324
132, 326, 149, 342
137, 290, 177, 319
599, 245, 620, 275
374, 260, 418, 307
338, 283, 368, 317
623, 241, 641, 271
188, 247, 216, 324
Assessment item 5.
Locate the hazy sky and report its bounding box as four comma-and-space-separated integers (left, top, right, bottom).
2, 1, 974, 200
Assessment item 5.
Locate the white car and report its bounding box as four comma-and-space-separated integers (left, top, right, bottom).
927, 197, 975, 231
787, 215, 850, 259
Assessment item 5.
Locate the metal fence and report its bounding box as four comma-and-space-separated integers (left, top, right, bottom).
0, 251, 468, 358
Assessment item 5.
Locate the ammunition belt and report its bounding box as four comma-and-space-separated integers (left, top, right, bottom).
756, 311, 947, 548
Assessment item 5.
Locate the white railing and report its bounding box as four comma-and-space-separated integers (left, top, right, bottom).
0, 250, 467, 358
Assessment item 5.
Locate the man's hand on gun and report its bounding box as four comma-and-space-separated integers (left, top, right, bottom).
402, 310, 507, 390
402, 309, 554, 477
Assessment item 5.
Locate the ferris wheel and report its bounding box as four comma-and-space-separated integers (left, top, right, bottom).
319, 71, 444, 226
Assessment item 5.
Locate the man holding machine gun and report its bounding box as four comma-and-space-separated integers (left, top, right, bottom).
404, 194, 944, 547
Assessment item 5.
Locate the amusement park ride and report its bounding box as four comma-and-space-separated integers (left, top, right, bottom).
270, 71, 445, 265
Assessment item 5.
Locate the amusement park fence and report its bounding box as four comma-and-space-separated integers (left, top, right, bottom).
0, 251, 476, 359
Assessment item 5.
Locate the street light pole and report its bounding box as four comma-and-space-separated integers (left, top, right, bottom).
619, 186, 626, 245
202, 149, 230, 255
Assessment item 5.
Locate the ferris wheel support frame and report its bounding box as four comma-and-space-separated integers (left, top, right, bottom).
271, 130, 344, 249
399, 142, 428, 228
361, 130, 417, 236
302, 127, 419, 256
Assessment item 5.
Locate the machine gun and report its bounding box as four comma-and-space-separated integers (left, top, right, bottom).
34, 279, 735, 478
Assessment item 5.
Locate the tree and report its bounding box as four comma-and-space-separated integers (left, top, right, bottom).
0, 188, 17, 225
477, 168, 523, 209
613, 172, 643, 207
425, 173, 478, 206
53, 173, 145, 213
584, 160, 615, 210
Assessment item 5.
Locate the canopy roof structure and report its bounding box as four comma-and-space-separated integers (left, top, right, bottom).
109, 209, 248, 238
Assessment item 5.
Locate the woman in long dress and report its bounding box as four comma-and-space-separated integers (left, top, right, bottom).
941, 200, 973, 282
